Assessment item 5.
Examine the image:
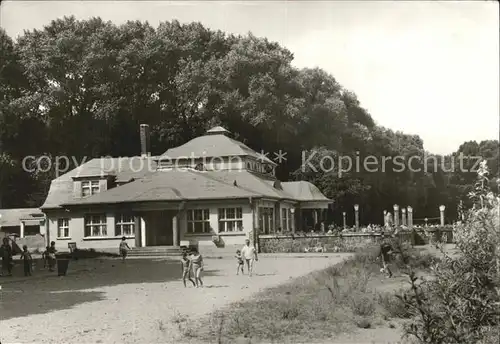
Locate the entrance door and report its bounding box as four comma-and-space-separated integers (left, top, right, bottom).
145, 211, 174, 246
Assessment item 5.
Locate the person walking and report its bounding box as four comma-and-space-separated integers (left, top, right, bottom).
379, 237, 394, 278
180, 252, 196, 287
190, 248, 204, 287
1, 237, 13, 276
241, 239, 258, 277
235, 249, 244, 275
119, 237, 131, 263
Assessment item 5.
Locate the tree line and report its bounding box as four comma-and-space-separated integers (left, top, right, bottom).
0, 16, 498, 224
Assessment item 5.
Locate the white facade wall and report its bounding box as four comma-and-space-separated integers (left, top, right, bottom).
46, 210, 134, 252
181, 201, 252, 247
46, 199, 298, 251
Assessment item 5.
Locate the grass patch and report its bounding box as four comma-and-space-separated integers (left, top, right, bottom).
185, 243, 437, 343
377, 290, 413, 319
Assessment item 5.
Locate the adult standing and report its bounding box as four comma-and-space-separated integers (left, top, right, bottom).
241, 239, 258, 276
1, 237, 13, 276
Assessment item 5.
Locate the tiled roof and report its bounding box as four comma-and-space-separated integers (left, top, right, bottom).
203, 170, 294, 200
158, 127, 276, 165
61, 169, 260, 206
281, 181, 332, 202
41, 157, 157, 209
0, 208, 44, 227
40, 131, 332, 209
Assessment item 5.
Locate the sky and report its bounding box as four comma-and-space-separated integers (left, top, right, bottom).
1, 1, 498, 155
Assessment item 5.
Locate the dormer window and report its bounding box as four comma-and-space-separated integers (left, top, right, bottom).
264, 164, 274, 174
82, 180, 100, 197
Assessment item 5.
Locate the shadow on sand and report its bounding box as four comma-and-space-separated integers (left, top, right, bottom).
0, 258, 222, 320
203, 284, 229, 288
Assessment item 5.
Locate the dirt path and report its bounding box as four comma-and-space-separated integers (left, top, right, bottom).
0, 254, 350, 343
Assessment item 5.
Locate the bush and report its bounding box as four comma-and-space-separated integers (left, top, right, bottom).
399, 161, 500, 344
349, 293, 375, 317
378, 291, 413, 319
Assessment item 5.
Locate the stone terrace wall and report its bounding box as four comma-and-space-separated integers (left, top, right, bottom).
259, 233, 384, 253
258, 227, 454, 253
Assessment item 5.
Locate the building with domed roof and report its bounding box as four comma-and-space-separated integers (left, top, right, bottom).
41, 125, 331, 251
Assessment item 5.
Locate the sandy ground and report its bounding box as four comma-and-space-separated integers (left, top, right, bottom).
0, 254, 352, 344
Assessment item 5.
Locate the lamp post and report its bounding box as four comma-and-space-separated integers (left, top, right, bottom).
342, 212, 346, 229
424, 217, 428, 227
439, 205, 445, 226
354, 204, 359, 230
393, 204, 399, 227
407, 206, 413, 229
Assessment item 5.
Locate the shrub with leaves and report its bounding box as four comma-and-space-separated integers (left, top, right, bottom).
400, 161, 500, 344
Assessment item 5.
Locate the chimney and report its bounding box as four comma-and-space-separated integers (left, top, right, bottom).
140, 124, 151, 157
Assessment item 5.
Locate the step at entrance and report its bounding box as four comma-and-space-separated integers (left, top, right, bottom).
128, 246, 183, 257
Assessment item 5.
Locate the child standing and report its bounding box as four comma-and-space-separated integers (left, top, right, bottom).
20, 245, 33, 276
47, 241, 57, 272
235, 249, 244, 275
181, 252, 196, 287
42, 246, 50, 269
190, 248, 204, 287
119, 237, 131, 262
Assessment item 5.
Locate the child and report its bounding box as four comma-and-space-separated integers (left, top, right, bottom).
380, 241, 393, 278
180, 252, 196, 287
119, 237, 131, 262
47, 241, 57, 272
190, 248, 204, 287
235, 249, 244, 275
20, 245, 33, 276
42, 246, 50, 269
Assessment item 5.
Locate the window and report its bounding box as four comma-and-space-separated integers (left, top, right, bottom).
115, 214, 135, 236
82, 180, 100, 197
281, 208, 293, 231
259, 207, 275, 234
57, 218, 70, 238
84, 214, 107, 237
281, 208, 288, 231
187, 209, 210, 233
218, 207, 243, 232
